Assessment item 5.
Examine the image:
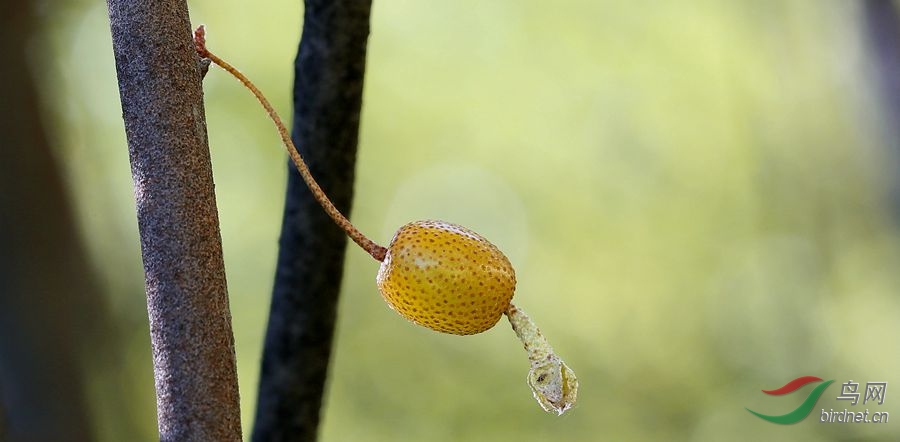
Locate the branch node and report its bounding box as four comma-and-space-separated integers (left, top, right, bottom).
198, 58, 211, 79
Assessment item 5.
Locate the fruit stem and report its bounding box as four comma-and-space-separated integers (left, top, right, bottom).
193, 25, 387, 262
505, 303, 578, 415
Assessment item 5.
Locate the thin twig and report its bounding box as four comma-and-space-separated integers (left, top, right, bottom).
194, 26, 386, 262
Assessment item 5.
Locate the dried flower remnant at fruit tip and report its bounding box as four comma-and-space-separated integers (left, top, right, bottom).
506, 304, 578, 415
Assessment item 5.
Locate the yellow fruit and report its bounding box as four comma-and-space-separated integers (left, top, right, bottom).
376, 220, 516, 335
199, 31, 578, 413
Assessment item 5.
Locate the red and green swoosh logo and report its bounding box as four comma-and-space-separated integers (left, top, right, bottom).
746, 376, 834, 424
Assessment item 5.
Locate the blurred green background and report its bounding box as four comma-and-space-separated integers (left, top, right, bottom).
25, 0, 900, 440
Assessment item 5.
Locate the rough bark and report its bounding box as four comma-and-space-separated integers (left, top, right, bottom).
252, 1, 373, 440
0, 4, 102, 440
107, 0, 242, 440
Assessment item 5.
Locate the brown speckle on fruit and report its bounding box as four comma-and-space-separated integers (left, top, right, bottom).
376, 220, 516, 335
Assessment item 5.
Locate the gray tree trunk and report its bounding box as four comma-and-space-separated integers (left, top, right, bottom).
107, 0, 242, 439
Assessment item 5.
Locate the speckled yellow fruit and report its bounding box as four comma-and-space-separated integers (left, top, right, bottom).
376, 220, 517, 335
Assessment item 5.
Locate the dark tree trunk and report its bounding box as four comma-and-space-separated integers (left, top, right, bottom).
252, 1, 373, 440
0, 4, 105, 440
107, 0, 242, 440
862, 0, 900, 218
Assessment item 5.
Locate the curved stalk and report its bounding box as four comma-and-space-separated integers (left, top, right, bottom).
193, 26, 386, 262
